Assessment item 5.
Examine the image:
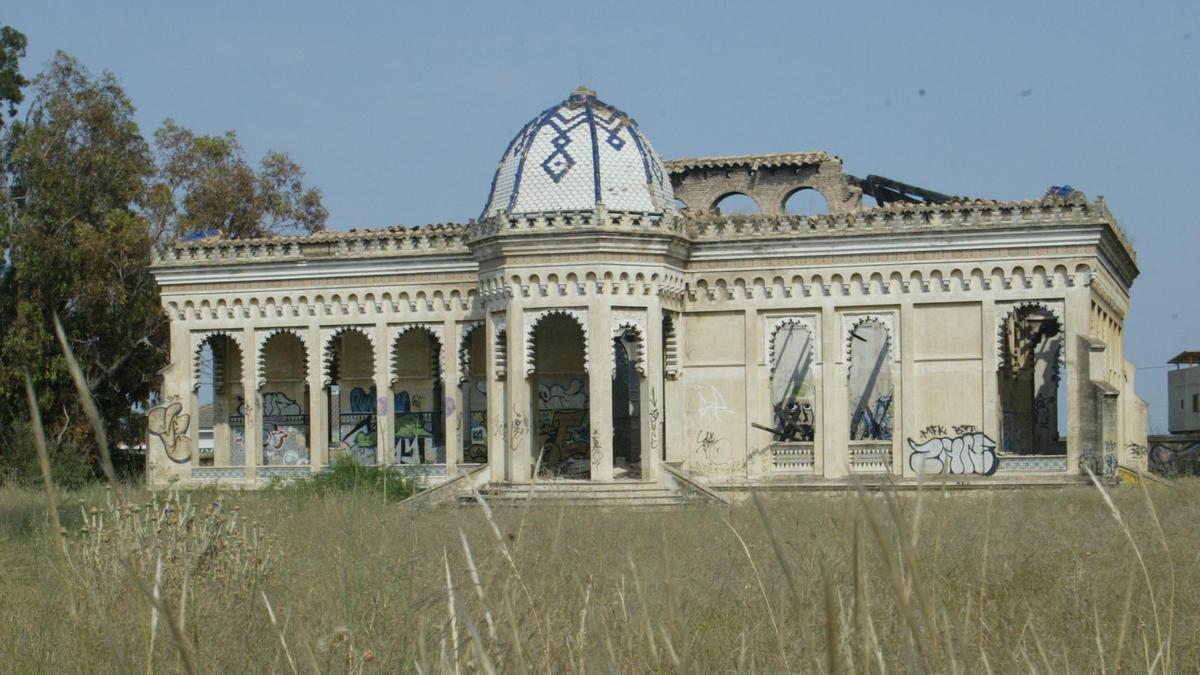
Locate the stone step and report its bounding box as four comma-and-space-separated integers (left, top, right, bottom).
463, 479, 704, 508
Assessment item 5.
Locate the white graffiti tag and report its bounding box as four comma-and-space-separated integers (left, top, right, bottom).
694, 385, 733, 420
908, 432, 998, 476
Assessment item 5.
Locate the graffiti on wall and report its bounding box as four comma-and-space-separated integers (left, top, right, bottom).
908, 432, 998, 476
148, 401, 192, 463
333, 386, 378, 464
851, 394, 893, 441
538, 379, 587, 409
537, 409, 589, 466
695, 384, 733, 420
259, 392, 309, 466
394, 389, 440, 464
771, 322, 816, 442
696, 430, 733, 467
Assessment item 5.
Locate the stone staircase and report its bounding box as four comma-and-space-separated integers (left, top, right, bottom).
465, 480, 712, 508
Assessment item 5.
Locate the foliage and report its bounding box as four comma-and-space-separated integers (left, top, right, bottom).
0, 51, 164, 465
276, 454, 424, 502
0, 30, 328, 479
0, 418, 91, 489
145, 118, 328, 244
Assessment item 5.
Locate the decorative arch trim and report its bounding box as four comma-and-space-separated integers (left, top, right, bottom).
191, 330, 246, 392
319, 325, 378, 387
255, 328, 310, 389
388, 323, 446, 386
611, 309, 647, 376
842, 313, 897, 366
457, 321, 484, 385
995, 300, 1066, 374
766, 316, 819, 374
525, 308, 590, 376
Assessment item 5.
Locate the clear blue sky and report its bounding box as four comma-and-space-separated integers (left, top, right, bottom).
8, 1, 1198, 430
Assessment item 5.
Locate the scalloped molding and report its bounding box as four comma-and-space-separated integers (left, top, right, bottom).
995, 300, 1067, 373
842, 313, 897, 365
319, 325, 378, 387
191, 330, 247, 391
388, 323, 446, 386
525, 308, 590, 377
492, 315, 508, 379
612, 309, 648, 376
765, 315, 819, 374
457, 321, 484, 385
663, 312, 681, 379
255, 327, 309, 389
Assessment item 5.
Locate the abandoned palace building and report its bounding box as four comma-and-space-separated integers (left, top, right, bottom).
146, 87, 1147, 491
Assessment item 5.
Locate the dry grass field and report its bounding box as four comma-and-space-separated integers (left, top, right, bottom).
0, 478, 1196, 674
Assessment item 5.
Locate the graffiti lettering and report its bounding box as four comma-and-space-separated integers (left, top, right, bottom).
918, 425, 947, 441
695, 385, 733, 420
148, 401, 192, 463
908, 432, 998, 476
696, 430, 733, 466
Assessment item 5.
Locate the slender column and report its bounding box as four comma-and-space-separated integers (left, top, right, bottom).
589, 303, 614, 481
507, 307, 530, 481
375, 321, 392, 465
1065, 282, 1091, 474
642, 302, 664, 480
822, 305, 845, 478
244, 326, 260, 482
212, 354, 231, 467
443, 317, 461, 477
980, 298, 1000, 453
307, 326, 327, 472
897, 301, 915, 476
744, 307, 764, 480
663, 312, 686, 463
486, 312, 508, 482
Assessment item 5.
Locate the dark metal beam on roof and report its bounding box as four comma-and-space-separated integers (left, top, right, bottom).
854, 174, 955, 206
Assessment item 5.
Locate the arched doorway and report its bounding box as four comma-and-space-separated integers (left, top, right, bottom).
460, 324, 489, 464
326, 329, 377, 464
999, 305, 1064, 455
392, 328, 444, 464
612, 328, 643, 479
258, 332, 310, 466
531, 313, 590, 478
193, 334, 245, 467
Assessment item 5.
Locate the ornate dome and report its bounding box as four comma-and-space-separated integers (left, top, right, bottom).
481, 87, 674, 218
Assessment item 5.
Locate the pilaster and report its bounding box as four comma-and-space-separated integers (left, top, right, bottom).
642, 302, 664, 480
444, 317, 461, 476
307, 325, 327, 471
375, 321, 392, 465
506, 308, 530, 481
589, 303, 614, 481
244, 326, 260, 482
897, 300, 915, 476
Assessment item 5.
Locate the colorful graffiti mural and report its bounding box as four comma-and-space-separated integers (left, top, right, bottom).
333, 386, 378, 464
257, 392, 309, 465
394, 389, 443, 464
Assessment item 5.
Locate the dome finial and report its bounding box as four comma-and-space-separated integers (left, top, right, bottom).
572, 84, 596, 99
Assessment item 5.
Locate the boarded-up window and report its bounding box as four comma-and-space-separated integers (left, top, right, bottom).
770, 322, 816, 441
848, 320, 893, 441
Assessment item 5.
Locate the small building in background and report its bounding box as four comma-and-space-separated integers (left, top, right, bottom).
1168, 352, 1200, 434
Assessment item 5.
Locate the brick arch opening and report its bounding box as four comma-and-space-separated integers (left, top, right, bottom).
782, 186, 829, 216
712, 192, 761, 214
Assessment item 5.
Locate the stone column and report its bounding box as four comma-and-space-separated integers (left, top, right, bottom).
588, 304, 614, 481
486, 312, 508, 482
307, 326, 327, 472
642, 302, 664, 480
374, 321, 392, 465
897, 301, 915, 476
244, 326, 260, 483
744, 307, 764, 480
821, 305, 844, 478
1065, 282, 1091, 474
443, 317, 461, 477
506, 307, 531, 481
980, 298, 1000, 455
663, 312, 686, 463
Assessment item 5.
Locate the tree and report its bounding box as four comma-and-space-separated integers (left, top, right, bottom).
0, 44, 330, 480
145, 119, 327, 244
0, 51, 163, 471
0, 24, 27, 125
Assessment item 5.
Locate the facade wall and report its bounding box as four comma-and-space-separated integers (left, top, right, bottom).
148, 195, 1143, 488
1168, 367, 1200, 433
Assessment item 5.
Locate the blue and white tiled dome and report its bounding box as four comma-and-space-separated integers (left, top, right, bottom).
481, 87, 674, 217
